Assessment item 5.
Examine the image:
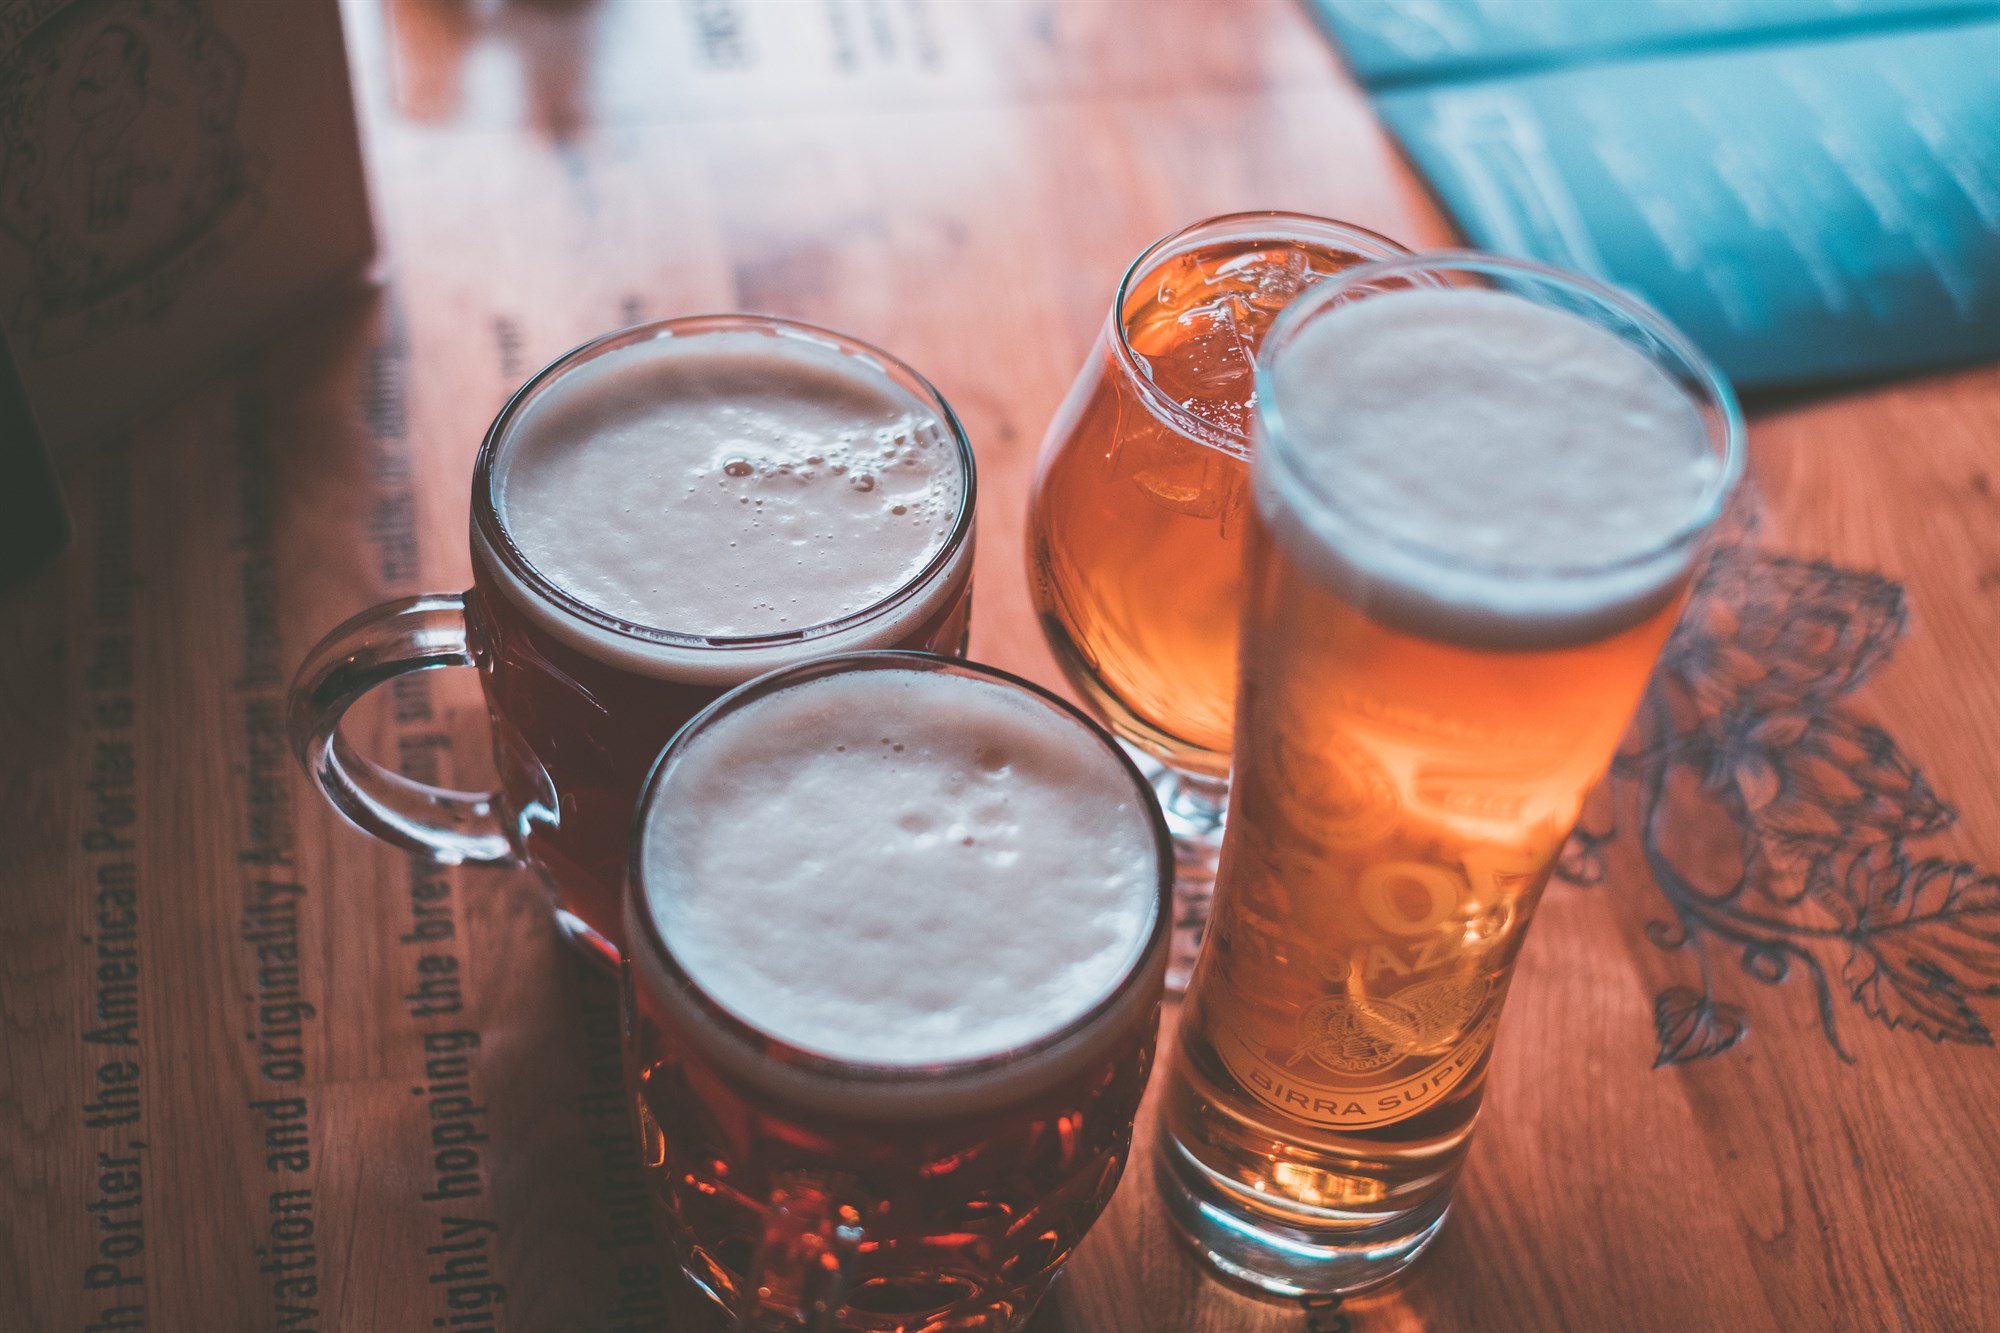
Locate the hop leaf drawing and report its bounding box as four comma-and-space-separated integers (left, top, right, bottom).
1653, 987, 1747, 1067
1839, 853, 2000, 1045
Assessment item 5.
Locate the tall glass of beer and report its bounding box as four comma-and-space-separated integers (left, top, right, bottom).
1028, 213, 1409, 986
290, 317, 976, 963
622, 651, 1172, 1332
1159, 254, 1744, 1293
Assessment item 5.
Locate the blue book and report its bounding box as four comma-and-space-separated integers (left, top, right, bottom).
1310, 1, 2000, 386
1316, 0, 1996, 85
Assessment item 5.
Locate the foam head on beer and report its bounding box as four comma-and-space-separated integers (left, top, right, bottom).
487, 327, 966, 672
1258, 286, 1723, 648
634, 664, 1163, 1111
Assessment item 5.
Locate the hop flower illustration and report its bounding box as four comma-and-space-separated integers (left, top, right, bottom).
1561, 547, 1999, 1065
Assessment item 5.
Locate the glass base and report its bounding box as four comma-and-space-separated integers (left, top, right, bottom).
679, 1226, 1063, 1332
1124, 747, 1229, 992
1154, 1135, 1450, 1297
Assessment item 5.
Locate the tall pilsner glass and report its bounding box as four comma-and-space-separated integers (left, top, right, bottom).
1159, 254, 1745, 1293
1028, 213, 1408, 986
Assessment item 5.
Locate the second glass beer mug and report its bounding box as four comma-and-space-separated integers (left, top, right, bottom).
1158, 254, 1745, 1294
289, 316, 977, 962
623, 653, 1173, 1332
1027, 212, 1408, 986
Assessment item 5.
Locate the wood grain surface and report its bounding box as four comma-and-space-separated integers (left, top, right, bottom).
5, 2, 1999, 1330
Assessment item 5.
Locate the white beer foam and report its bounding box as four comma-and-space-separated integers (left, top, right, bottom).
631, 667, 1164, 1118
481, 329, 969, 683
1258, 288, 1721, 648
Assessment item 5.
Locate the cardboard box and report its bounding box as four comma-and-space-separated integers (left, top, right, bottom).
0, 0, 375, 583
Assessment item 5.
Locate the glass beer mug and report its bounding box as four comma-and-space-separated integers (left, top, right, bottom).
621, 652, 1173, 1331
290, 316, 977, 963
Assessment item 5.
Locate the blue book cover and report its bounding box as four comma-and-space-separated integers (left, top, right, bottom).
1309, 1, 2000, 386
1314, 0, 1998, 85
1374, 21, 2000, 386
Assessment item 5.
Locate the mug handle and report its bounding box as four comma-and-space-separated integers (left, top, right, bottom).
738, 1176, 866, 1333
288, 593, 517, 866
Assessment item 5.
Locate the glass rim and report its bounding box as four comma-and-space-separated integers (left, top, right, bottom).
1109, 211, 1412, 460
625, 649, 1176, 1089
1256, 249, 1747, 582
470, 314, 978, 653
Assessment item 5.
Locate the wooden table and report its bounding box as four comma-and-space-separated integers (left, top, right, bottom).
7, 2, 1999, 1329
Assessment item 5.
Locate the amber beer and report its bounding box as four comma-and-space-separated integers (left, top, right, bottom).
622, 654, 1172, 1332
1160, 257, 1744, 1294
1028, 213, 1408, 982
290, 317, 975, 963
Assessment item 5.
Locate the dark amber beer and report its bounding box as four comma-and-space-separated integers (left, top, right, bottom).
622, 654, 1172, 1332
1028, 213, 1408, 985
1159, 256, 1744, 1294
290, 317, 975, 962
